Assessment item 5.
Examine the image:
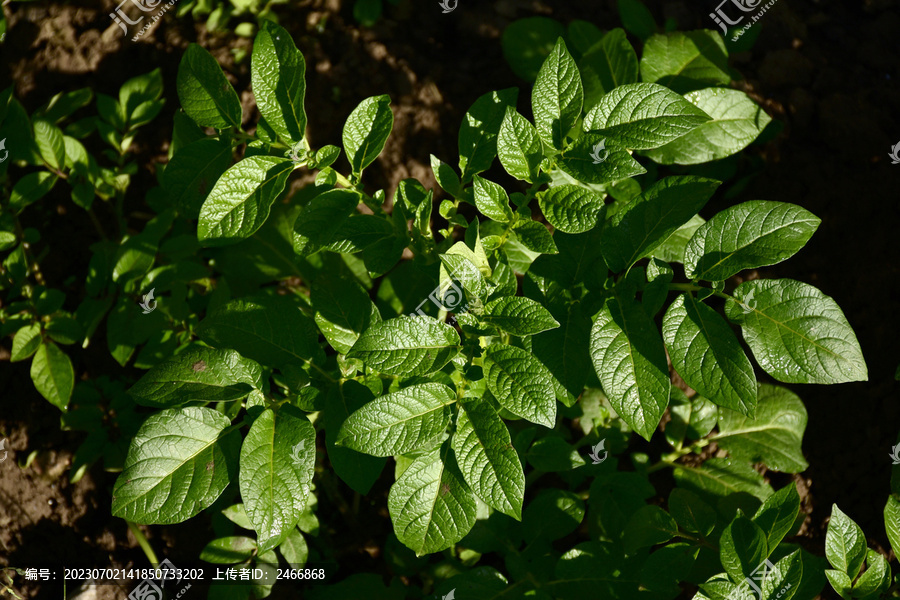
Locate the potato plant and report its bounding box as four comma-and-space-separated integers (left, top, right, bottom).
0, 13, 890, 600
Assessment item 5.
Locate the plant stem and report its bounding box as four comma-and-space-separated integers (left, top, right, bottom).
668, 282, 703, 293
127, 521, 159, 566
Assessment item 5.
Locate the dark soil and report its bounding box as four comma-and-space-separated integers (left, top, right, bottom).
0, 0, 898, 598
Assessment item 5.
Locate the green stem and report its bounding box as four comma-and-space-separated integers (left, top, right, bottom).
646, 458, 678, 474
127, 521, 159, 566
668, 282, 703, 292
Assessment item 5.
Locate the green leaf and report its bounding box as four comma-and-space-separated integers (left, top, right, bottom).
197, 155, 294, 246
342, 94, 393, 175
324, 381, 386, 495
431, 154, 462, 198
668, 488, 716, 536
556, 132, 647, 185
526, 436, 586, 471
481, 296, 559, 336
640, 31, 731, 94
551, 541, 630, 599
9, 171, 57, 212
221, 504, 253, 529
725, 279, 867, 384
482, 343, 557, 428
128, 346, 261, 408
663, 293, 757, 417
292, 188, 361, 256
472, 175, 513, 223
526, 226, 607, 294
532, 38, 583, 151
501, 17, 566, 82
453, 398, 525, 519
825, 505, 867, 580
512, 220, 558, 254
601, 175, 720, 272
239, 407, 315, 552
885, 496, 900, 558
720, 515, 767, 582
851, 549, 889, 599
337, 383, 455, 457
617, 0, 657, 41
33, 119, 65, 170
164, 137, 233, 219
328, 215, 404, 276
387, 444, 477, 556
590, 293, 670, 441
583, 83, 711, 150
752, 483, 801, 551
651, 214, 705, 264
30, 341, 74, 411
537, 185, 605, 233
11, 323, 42, 362
532, 302, 592, 400
623, 505, 678, 554
347, 315, 460, 377
523, 489, 585, 544
673, 457, 773, 503
685, 201, 820, 282
579, 28, 639, 110
112, 407, 240, 523
176, 44, 243, 129
311, 275, 376, 354
497, 107, 543, 183
119, 69, 163, 119
826, 570, 853, 599
458, 88, 518, 182
643, 89, 772, 164
112, 234, 157, 283
197, 295, 320, 370
567, 20, 603, 55
643, 257, 673, 317
36, 87, 94, 123
761, 550, 804, 600
250, 20, 307, 143
0, 232, 16, 252
278, 524, 309, 568
716, 384, 808, 473
200, 536, 257, 564
439, 252, 488, 307
665, 388, 717, 446
312, 145, 340, 170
